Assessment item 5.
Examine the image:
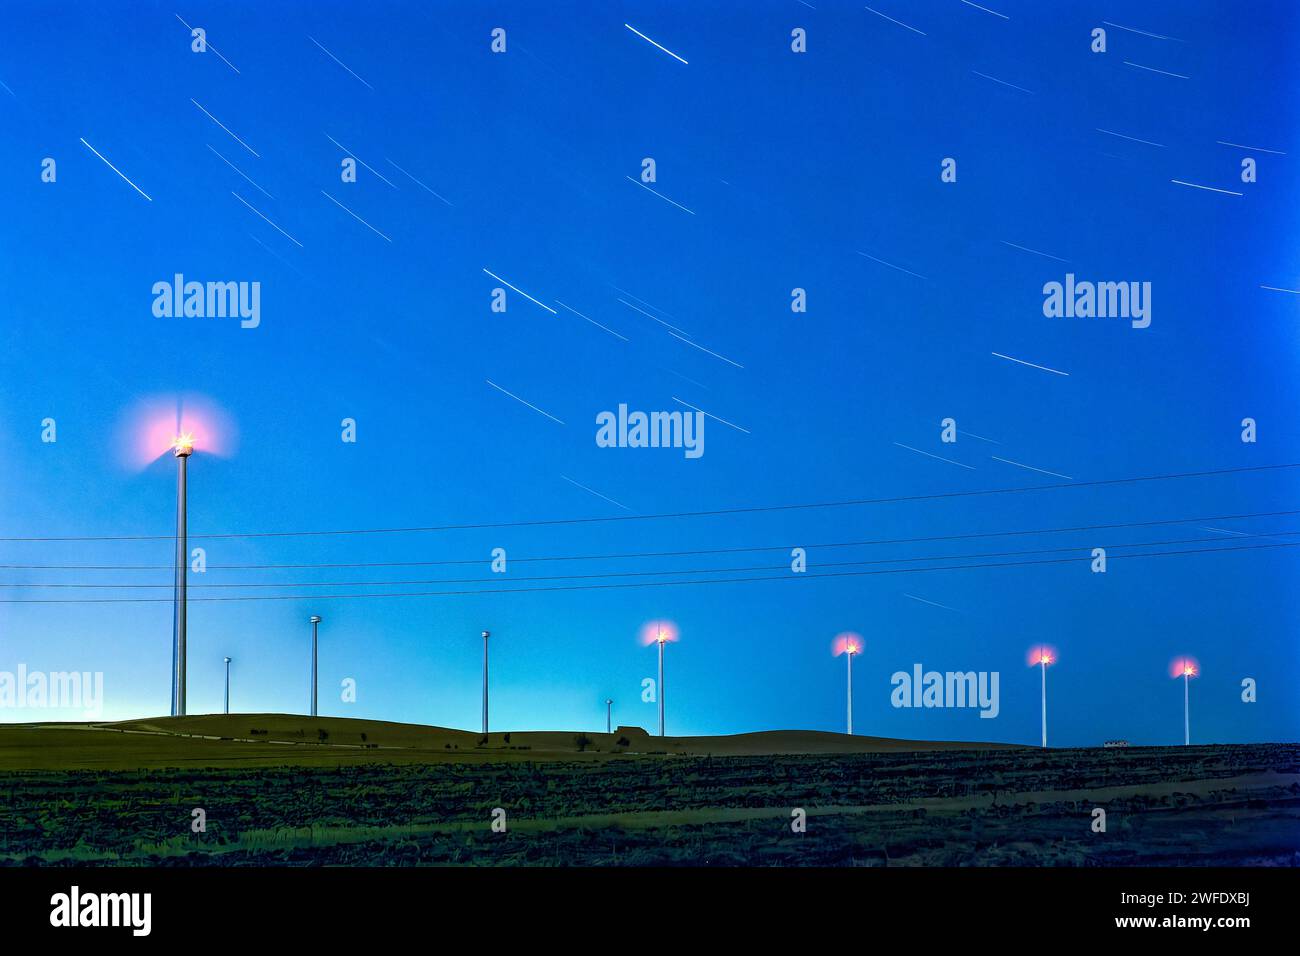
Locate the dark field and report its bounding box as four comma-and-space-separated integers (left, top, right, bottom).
3, 742, 1297, 866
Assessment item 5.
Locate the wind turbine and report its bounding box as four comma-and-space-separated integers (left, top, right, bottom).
640, 621, 678, 737
170, 433, 194, 717
1174, 658, 1198, 745
481, 630, 490, 734
223, 656, 232, 715
834, 633, 862, 735
309, 616, 322, 716
605, 698, 613, 733
655, 628, 668, 736
1030, 646, 1055, 748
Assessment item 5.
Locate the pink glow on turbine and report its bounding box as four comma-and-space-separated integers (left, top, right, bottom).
639, 620, 679, 646
1027, 645, 1057, 667
1170, 657, 1199, 679
116, 395, 237, 471
833, 632, 863, 656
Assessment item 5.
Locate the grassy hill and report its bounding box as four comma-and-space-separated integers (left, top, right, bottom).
0, 713, 1021, 770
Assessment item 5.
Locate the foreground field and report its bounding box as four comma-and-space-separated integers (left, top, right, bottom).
0, 714, 1017, 771
0, 716, 1295, 866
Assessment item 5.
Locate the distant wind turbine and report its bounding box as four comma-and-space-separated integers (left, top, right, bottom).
834, 633, 862, 735
1029, 647, 1056, 748
656, 629, 667, 736
640, 621, 678, 737
1174, 658, 1198, 745
481, 630, 490, 734
309, 616, 322, 716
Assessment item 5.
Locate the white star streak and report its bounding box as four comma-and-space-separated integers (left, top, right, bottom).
1124, 61, 1189, 79
864, 5, 926, 36
623, 24, 688, 64
385, 158, 454, 205
1103, 21, 1181, 41
617, 298, 691, 336
904, 593, 964, 613
190, 99, 259, 157
175, 14, 240, 73
79, 138, 152, 201
959, 1, 1008, 18
991, 456, 1072, 480
247, 233, 306, 278
325, 135, 398, 188
485, 380, 565, 425
625, 176, 695, 215
665, 329, 744, 369
672, 397, 750, 434
1217, 141, 1286, 155
972, 71, 1034, 94
1000, 240, 1069, 263
1261, 285, 1299, 294
555, 301, 628, 340
208, 144, 273, 198
321, 191, 392, 242
308, 35, 374, 89
481, 269, 557, 314
232, 192, 302, 246
893, 442, 975, 470
991, 352, 1069, 376
561, 476, 630, 511
857, 252, 929, 280
611, 286, 679, 322
1170, 179, 1242, 196
1096, 128, 1165, 148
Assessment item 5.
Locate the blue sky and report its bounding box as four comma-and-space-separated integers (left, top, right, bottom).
0, 1, 1297, 746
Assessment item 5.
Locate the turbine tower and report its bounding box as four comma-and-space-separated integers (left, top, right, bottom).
833, 634, 862, 735
845, 639, 859, 735
1033, 647, 1055, 748
605, 698, 613, 733
309, 616, 322, 717
170, 434, 193, 717
655, 628, 668, 736
481, 630, 490, 734
1180, 660, 1196, 745
223, 656, 232, 715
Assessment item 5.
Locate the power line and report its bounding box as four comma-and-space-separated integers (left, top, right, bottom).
2, 463, 1300, 546
1, 462, 1295, 543
2, 538, 1294, 603
5, 531, 1299, 589
1, 507, 1295, 571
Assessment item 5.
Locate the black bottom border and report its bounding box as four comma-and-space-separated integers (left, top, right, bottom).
0, 865, 1284, 940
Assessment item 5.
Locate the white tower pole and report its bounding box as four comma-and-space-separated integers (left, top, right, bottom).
657, 637, 665, 737
846, 649, 854, 735
481, 630, 490, 735
309, 616, 321, 717
171, 442, 192, 716
1184, 671, 1190, 746
1041, 658, 1048, 748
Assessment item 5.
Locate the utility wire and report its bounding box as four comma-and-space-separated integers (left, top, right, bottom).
2, 539, 1295, 603
0, 462, 1295, 543
1, 507, 1297, 569
5, 531, 1298, 588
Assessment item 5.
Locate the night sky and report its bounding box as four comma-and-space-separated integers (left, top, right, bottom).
0, 1, 1297, 747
